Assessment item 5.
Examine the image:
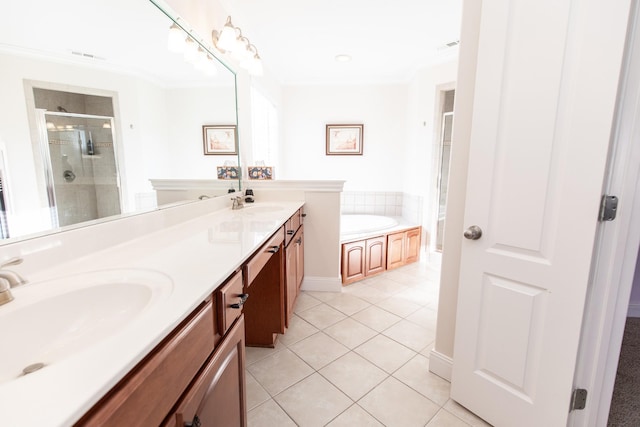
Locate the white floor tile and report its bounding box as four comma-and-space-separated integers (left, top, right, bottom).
245, 371, 270, 411
247, 348, 314, 396
324, 317, 378, 349
288, 332, 349, 370
406, 306, 438, 330
293, 292, 322, 313
247, 399, 297, 427
376, 295, 422, 318
354, 334, 416, 373
319, 352, 388, 400
426, 409, 472, 427
393, 354, 451, 405
326, 404, 384, 426
245, 340, 285, 366
444, 400, 493, 427
274, 373, 353, 426
296, 303, 347, 329
352, 305, 402, 332
278, 314, 319, 347
324, 293, 371, 316
359, 376, 440, 427
382, 319, 436, 352
304, 290, 342, 302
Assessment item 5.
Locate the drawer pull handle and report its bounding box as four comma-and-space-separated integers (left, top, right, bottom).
267, 245, 279, 253
296, 238, 302, 244
302, 213, 307, 217
286, 230, 295, 235
230, 293, 249, 309
185, 415, 201, 427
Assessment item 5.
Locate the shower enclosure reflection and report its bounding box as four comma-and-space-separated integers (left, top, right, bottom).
35, 88, 121, 228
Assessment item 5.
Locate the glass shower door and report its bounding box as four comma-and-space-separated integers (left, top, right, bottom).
43, 112, 121, 228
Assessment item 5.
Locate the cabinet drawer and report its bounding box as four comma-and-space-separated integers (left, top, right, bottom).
285, 210, 301, 246
244, 228, 284, 286
217, 270, 245, 335
77, 300, 215, 427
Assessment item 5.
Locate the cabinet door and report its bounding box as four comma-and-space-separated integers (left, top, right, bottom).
342, 240, 366, 284
365, 236, 386, 277
387, 232, 405, 270
296, 226, 304, 290
166, 316, 246, 427
404, 227, 421, 264
285, 240, 297, 327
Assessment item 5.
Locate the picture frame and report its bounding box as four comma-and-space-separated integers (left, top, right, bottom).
203, 125, 238, 155
247, 166, 274, 180
326, 124, 364, 155
216, 166, 239, 180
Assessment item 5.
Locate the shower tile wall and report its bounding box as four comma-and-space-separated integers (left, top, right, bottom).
341, 191, 423, 224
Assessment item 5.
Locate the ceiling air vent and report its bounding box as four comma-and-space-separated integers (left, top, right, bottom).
438, 40, 460, 51
70, 51, 106, 61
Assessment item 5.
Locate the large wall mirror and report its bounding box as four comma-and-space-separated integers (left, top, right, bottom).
0, 0, 239, 243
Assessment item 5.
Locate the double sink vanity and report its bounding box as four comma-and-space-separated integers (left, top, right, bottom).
0, 201, 305, 426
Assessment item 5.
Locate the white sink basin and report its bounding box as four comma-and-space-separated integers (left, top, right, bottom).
0, 269, 173, 383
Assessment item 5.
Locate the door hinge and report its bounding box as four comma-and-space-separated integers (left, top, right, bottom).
570, 388, 588, 411
599, 195, 618, 221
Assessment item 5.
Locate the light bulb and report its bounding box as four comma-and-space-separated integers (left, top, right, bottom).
217, 17, 237, 52
167, 23, 185, 53
183, 37, 198, 63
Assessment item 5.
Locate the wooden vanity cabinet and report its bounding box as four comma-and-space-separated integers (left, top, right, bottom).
341, 235, 386, 285
76, 300, 216, 427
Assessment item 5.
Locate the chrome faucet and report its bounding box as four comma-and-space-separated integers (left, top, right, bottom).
0, 257, 27, 306
231, 195, 244, 210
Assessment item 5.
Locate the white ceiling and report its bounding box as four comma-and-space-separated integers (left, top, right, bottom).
2, 0, 462, 86
218, 0, 463, 85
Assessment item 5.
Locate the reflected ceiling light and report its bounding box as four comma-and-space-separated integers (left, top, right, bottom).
167, 23, 185, 53
335, 54, 352, 62
183, 36, 198, 63
241, 45, 263, 76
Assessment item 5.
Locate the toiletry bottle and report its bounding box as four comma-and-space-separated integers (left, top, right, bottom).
87, 131, 95, 155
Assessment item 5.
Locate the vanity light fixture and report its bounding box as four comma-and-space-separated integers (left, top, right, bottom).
211, 16, 264, 76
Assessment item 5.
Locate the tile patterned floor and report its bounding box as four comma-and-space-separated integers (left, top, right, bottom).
245, 256, 491, 427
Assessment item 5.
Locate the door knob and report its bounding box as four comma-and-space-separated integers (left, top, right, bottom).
464, 225, 482, 240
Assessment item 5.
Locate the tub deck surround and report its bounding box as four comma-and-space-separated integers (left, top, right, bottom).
0, 201, 304, 427
340, 215, 421, 243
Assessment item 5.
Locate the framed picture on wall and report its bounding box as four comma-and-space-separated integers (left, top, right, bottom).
203, 125, 237, 155
326, 124, 364, 155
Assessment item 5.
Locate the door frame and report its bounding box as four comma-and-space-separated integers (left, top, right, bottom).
570, 0, 640, 424
429, 82, 456, 253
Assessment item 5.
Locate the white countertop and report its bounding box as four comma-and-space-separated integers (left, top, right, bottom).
0, 201, 304, 426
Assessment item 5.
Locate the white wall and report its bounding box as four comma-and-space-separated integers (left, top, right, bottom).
279, 84, 408, 191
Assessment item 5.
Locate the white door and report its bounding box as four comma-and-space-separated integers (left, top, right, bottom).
450, 0, 632, 426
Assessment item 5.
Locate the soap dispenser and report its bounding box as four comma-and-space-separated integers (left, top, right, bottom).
245, 188, 254, 203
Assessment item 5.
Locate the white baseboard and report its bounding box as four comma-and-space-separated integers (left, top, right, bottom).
627, 303, 640, 318
301, 276, 342, 292
429, 349, 453, 382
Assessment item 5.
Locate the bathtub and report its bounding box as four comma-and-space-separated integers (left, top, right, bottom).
340, 214, 399, 241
